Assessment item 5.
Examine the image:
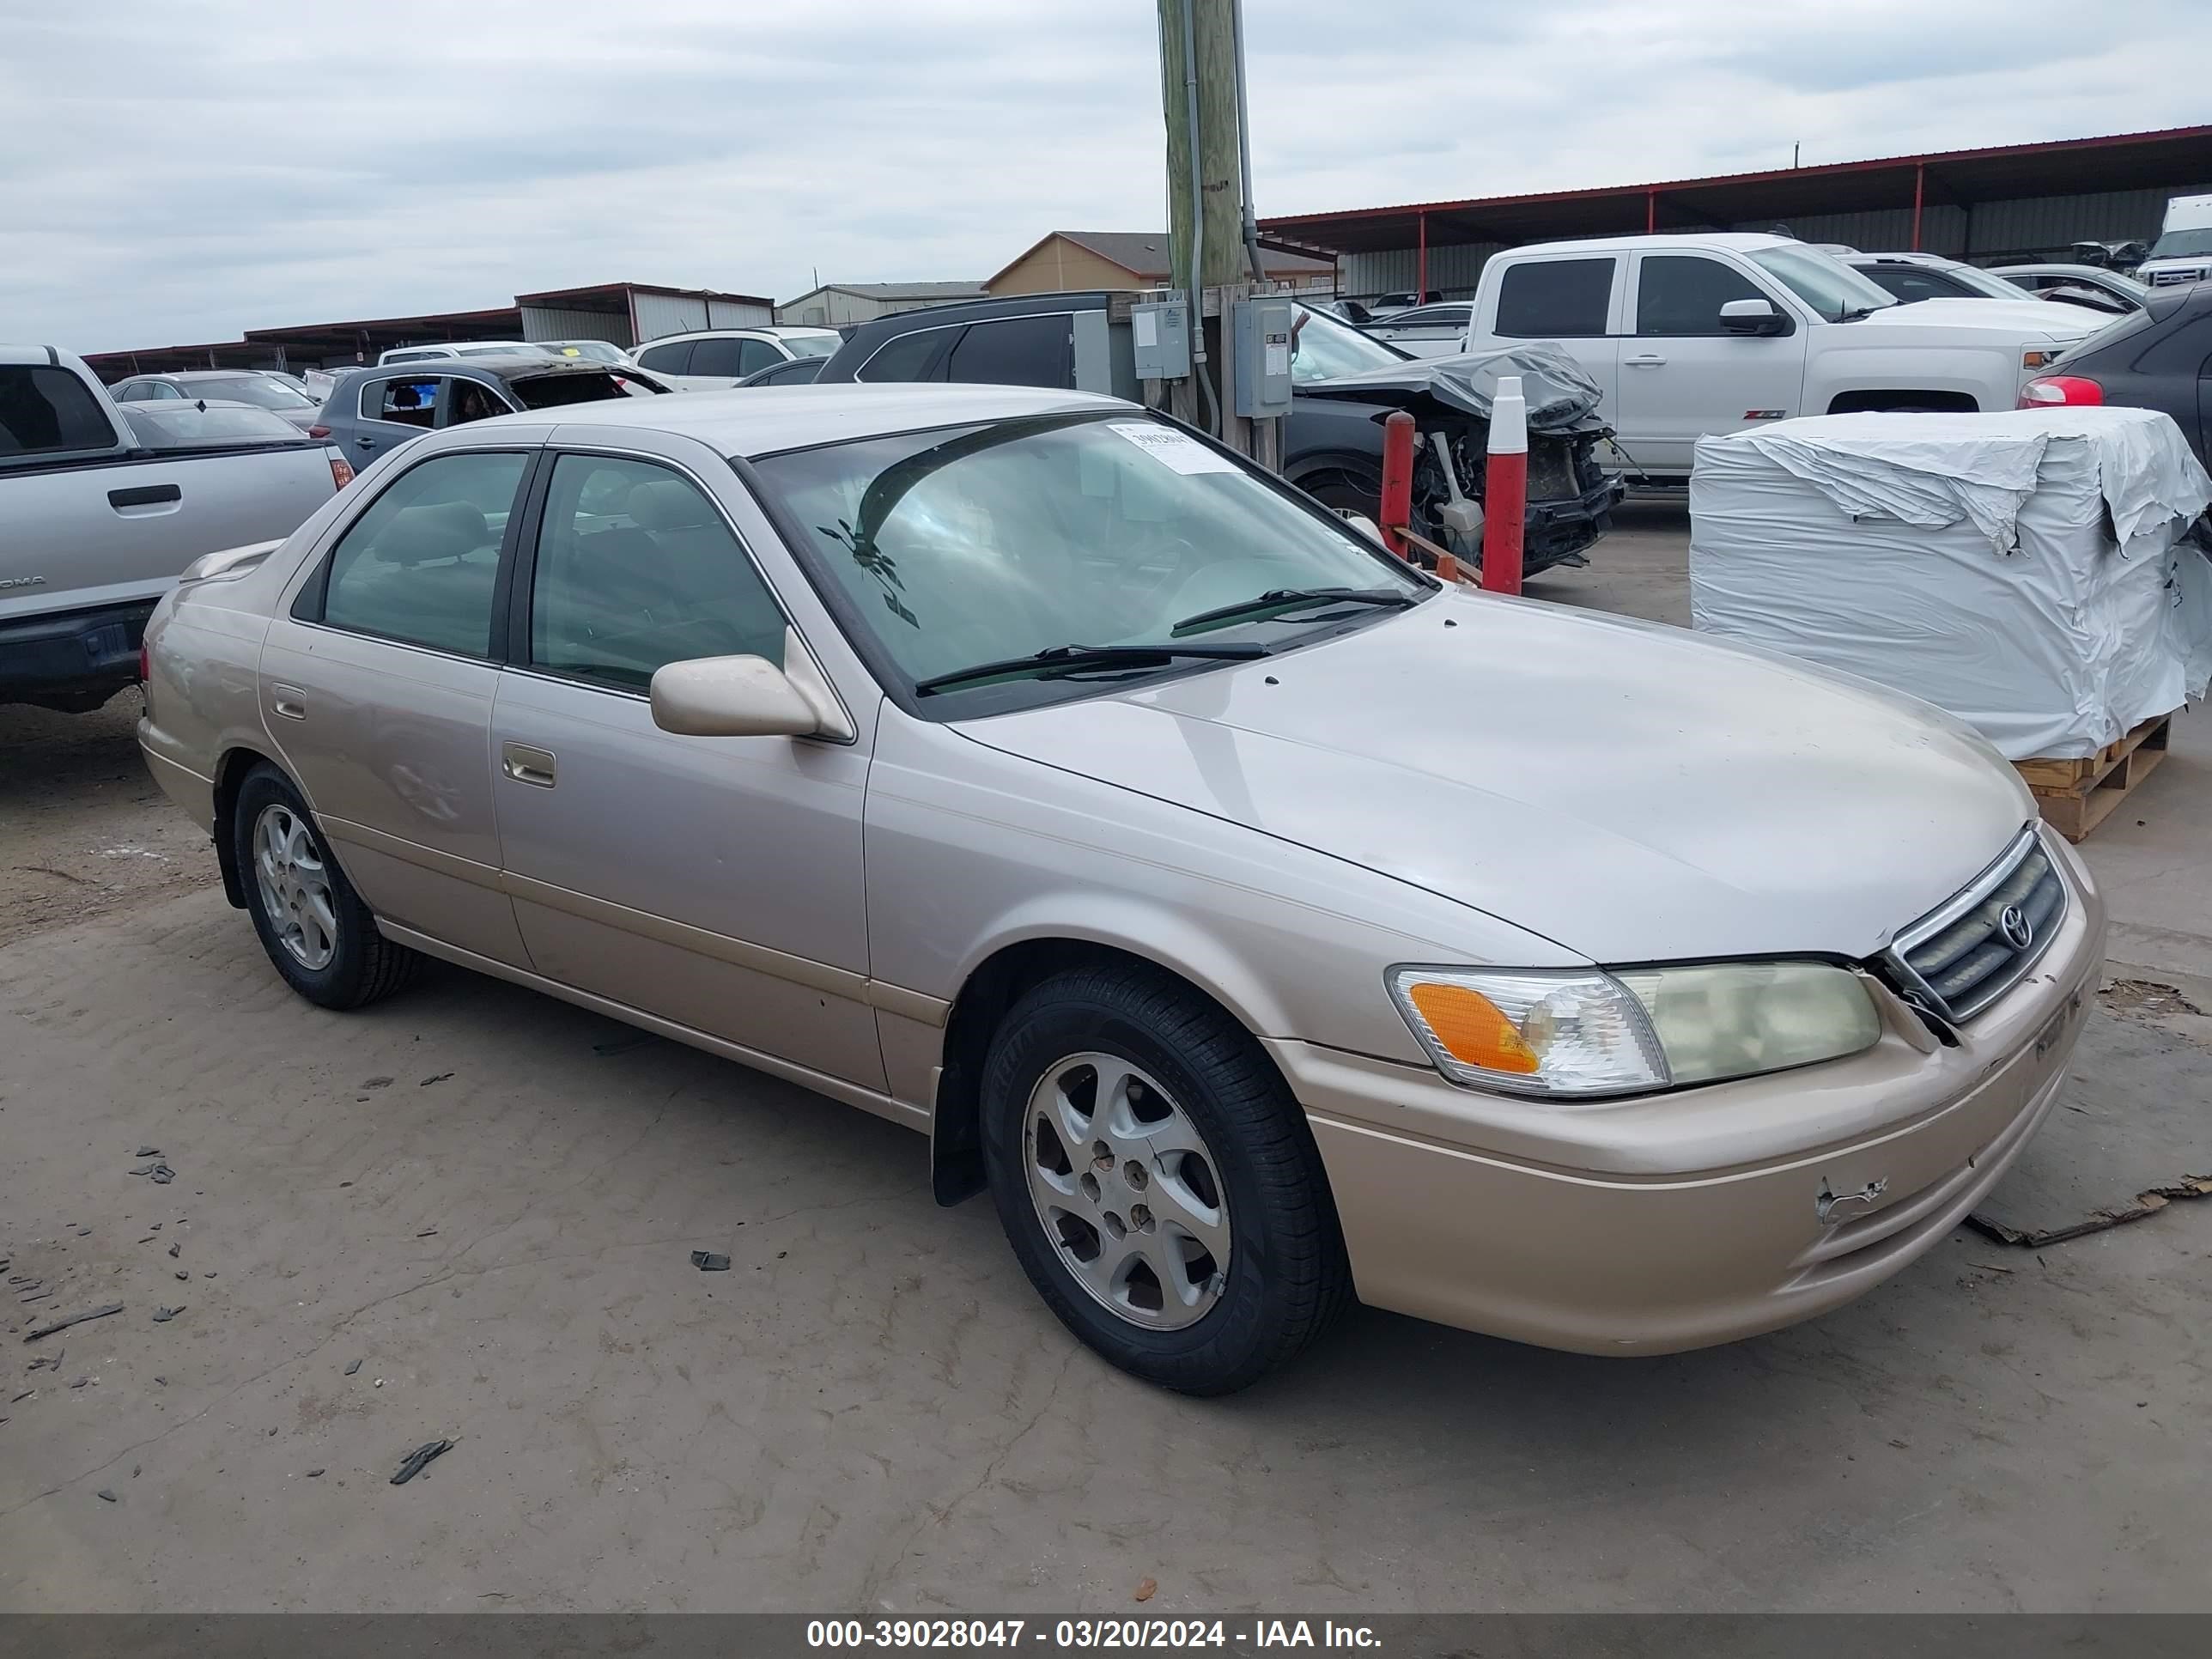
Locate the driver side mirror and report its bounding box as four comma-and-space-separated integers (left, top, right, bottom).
1719, 298, 1789, 337
650, 653, 836, 739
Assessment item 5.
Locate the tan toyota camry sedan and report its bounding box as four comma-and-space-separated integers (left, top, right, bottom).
137, 383, 2104, 1394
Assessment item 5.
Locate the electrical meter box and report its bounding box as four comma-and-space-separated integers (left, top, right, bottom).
1231, 297, 1295, 419
1130, 299, 1191, 380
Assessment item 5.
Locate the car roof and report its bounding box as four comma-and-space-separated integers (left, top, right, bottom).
1509, 231, 1797, 256
441, 381, 1128, 459
646, 326, 840, 344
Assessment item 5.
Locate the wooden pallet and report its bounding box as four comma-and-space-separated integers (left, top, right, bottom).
2014, 712, 2173, 842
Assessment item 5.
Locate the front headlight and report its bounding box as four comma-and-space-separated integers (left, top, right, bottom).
1387, 961, 1881, 1097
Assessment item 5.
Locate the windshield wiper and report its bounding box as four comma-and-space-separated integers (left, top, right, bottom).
1171, 586, 1419, 635
913, 641, 1269, 696
1838, 304, 1888, 322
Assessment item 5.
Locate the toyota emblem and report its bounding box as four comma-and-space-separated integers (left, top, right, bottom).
1999, 905, 2033, 951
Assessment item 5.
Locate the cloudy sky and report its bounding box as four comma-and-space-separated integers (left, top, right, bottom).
4, 0, 2203, 353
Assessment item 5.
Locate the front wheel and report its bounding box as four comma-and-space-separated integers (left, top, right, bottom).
980, 964, 1350, 1394
233, 764, 420, 1010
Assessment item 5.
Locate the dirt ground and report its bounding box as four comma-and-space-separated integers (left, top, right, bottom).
3, 510, 2209, 1614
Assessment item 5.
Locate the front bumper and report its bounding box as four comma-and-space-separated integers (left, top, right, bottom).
1273, 845, 2106, 1355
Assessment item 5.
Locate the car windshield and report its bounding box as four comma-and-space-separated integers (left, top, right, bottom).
751, 413, 1427, 710
196, 374, 314, 409
1290, 304, 1409, 384
2149, 228, 2212, 259
1747, 246, 1899, 321
782, 334, 841, 358
1934, 263, 2036, 301
551, 341, 626, 363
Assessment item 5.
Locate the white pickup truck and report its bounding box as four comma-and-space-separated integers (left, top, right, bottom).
2, 346, 351, 713
1461, 233, 2100, 482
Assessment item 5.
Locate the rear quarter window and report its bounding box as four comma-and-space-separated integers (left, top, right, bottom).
507, 371, 630, 410
0, 365, 121, 456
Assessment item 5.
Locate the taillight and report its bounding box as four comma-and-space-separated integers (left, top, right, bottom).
307, 423, 331, 439
138, 644, 150, 684
2020, 375, 2103, 408
329, 453, 355, 491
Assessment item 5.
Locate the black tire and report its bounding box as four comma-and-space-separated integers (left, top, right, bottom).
1301, 471, 1382, 520
232, 763, 419, 1010
980, 964, 1351, 1395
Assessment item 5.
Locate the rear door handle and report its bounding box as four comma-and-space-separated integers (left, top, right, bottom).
270, 684, 307, 720
1625, 353, 1668, 368
501, 742, 557, 788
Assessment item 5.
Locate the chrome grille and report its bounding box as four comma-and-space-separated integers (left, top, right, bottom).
1885, 830, 2066, 1022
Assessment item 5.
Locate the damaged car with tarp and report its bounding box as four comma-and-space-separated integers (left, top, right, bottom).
1279, 307, 1625, 578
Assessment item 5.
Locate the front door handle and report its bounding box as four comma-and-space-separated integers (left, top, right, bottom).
1625, 353, 1668, 368
501, 742, 557, 788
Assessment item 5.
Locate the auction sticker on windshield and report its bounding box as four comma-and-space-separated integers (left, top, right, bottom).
1107, 421, 1239, 475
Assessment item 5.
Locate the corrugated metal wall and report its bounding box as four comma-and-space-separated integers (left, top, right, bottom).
519, 306, 630, 345
632, 293, 711, 340
707, 298, 774, 327
1334, 182, 2212, 296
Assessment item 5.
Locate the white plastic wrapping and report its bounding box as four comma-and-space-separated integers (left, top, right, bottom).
1690, 408, 2212, 759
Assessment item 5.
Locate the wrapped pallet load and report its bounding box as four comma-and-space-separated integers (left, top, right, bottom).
1689, 407, 2212, 763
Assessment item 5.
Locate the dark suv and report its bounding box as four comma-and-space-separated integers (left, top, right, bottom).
809, 292, 1622, 576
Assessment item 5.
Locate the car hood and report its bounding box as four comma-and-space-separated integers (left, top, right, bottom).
1300, 342, 1604, 430
1862, 296, 2099, 343
953, 590, 2031, 964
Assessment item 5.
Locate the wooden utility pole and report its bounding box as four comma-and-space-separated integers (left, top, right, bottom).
1158, 0, 1253, 436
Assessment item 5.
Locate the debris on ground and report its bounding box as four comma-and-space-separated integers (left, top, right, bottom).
416, 1228, 438, 1238
690, 1251, 730, 1272
96, 1489, 116, 1503
345, 1359, 362, 1376
418, 1073, 454, 1087
1134, 1577, 1158, 1602
135, 1146, 160, 1158
132, 1464, 140, 1477
174, 1271, 188, 1281
151, 1306, 184, 1323
25, 1303, 123, 1341
390, 1439, 453, 1485
362, 1078, 393, 1090
2101, 979, 2207, 1020
149, 1165, 175, 1184
307, 1468, 325, 1478
167, 1243, 179, 1258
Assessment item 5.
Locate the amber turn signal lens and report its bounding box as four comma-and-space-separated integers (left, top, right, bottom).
1405, 981, 1540, 1073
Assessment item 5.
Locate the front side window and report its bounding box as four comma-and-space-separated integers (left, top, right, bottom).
857, 328, 955, 382
314, 450, 529, 655
529, 454, 787, 690
369, 377, 441, 428
1637, 256, 1766, 335
752, 414, 1425, 711
1494, 258, 1614, 337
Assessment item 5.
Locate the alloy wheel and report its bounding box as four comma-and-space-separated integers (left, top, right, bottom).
252, 803, 339, 971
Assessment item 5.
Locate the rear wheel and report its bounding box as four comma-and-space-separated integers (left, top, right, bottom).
980, 964, 1350, 1394
233, 765, 419, 1010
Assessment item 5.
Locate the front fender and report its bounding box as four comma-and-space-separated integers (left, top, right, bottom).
1806, 340, 2014, 410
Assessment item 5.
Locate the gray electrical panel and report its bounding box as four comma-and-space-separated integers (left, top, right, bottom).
1231, 298, 1295, 419
1130, 299, 1191, 380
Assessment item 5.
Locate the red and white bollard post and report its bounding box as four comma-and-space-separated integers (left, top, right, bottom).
1480, 374, 1527, 595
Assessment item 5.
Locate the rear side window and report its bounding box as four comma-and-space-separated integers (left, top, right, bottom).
945, 315, 1073, 388
1637, 256, 1766, 335
369, 378, 440, 428
312, 450, 530, 655
737, 338, 781, 376
1494, 258, 1614, 337
635, 340, 694, 374
0, 365, 119, 456
857, 327, 956, 382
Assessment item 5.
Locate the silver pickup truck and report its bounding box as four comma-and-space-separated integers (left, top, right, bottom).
2, 345, 350, 712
